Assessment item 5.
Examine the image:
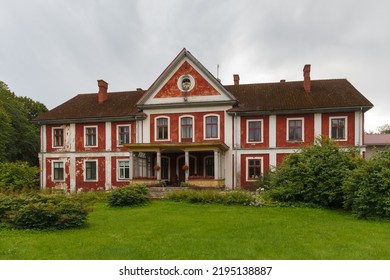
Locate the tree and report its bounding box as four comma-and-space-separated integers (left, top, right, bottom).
378, 124, 390, 134
0, 81, 48, 165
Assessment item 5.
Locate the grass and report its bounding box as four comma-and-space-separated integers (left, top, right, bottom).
0, 200, 389, 260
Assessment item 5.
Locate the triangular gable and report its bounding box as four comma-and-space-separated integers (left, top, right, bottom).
137, 48, 237, 108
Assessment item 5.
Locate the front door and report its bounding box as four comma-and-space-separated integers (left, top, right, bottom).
161, 157, 170, 182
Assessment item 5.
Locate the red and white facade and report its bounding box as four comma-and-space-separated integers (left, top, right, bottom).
35, 49, 373, 192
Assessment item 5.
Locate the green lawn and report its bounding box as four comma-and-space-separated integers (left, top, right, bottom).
1, 200, 389, 260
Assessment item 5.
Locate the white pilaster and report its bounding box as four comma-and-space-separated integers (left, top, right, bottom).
41, 125, 46, 152
355, 111, 362, 146
129, 152, 134, 180
69, 155, 76, 193
269, 115, 276, 148
105, 122, 112, 151
70, 123, 76, 152
314, 113, 322, 139
214, 150, 220, 179
105, 156, 111, 190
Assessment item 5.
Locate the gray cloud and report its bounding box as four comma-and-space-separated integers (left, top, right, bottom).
1, 0, 389, 131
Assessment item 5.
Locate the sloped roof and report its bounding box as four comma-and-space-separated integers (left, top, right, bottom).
226, 79, 373, 114
364, 134, 390, 146
34, 90, 146, 123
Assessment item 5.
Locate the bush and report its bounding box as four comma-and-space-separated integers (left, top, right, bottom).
343, 147, 390, 219
268, 137, 360, 208
0, 161, 39, 192
107, 184, 150, 207
166, 189, 259, 206
1, 193, 89, 229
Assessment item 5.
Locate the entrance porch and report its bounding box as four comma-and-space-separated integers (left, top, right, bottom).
125, 142, 228, 188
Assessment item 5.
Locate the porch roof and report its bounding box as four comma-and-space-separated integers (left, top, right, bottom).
125, 142, 229, 153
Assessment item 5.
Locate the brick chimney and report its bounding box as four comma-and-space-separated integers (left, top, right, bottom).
233, 74, 240, 85
303, 64, 311, 93
97, 79, 108, 104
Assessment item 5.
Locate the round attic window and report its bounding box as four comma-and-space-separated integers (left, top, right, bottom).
178, 75, 195, 92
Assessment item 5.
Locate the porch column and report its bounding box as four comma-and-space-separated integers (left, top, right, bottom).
156, 151, 161, 180
185, 150, 189, 181
129, 152, 134, 180
214, 150, 220, 179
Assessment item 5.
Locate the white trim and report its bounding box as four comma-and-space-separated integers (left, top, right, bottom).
41, 125, 47, 153
179, 115, 195, 142
177, 74, 195, 92
329, 116, 348, 141
52, 160, 65, 182
355, 111, 362, 146
154, 116, 171, 141
70, 124, 76, 152
105, 122, 112, 151
52, 127, 65, 148
269, 115, 276, 148
246, 119, 264, 143
245, 156, 264, 182
84, 125, 98, 148
116, 124, 131, 147
286, 117, 305, 142
117, 159, 130, 181
314, 113, 322, 138
203, 114, 220, 140
84, 159, 98, 182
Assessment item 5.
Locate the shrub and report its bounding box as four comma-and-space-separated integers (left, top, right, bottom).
0, 161, 39, 192
1, 193, 89, 229
166, 189, 259, 206
268, 137, 360, 208
107, 184, 150, 207
343, 147, 390, 219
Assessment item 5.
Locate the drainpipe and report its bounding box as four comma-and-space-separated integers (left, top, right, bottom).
234, 113, 238, 190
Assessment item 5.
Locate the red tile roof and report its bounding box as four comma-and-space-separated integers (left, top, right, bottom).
34, 90, 146, 123
34, 79, 373, 123
225, 79, 373, 114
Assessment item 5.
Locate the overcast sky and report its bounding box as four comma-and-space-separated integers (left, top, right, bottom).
1, 0, 389, 132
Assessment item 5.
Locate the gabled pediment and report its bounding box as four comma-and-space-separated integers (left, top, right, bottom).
137, 48, 237, 109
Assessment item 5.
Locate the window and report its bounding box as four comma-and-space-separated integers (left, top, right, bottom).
85, 126, 97, 147
330, 117, 347, 140
287, 118, 303, 141
205, 156, 214, 177
85, 161, 97, 181
247, 120, 262, 142
53, 128, 64, 147
53, 161, 64, 181
205, 115, 219, 139
156, 117, 169, 140
247, 158, 262, 181
118, 160, 130, 180
118, 125, 130, 145
181, 117, 193, 142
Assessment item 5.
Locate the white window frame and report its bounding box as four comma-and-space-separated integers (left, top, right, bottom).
117, 159, 130, 181
84, 125, 98, 147
52, 160, 65, 182
154, 116, 171, 141
52, 127, 65, 148
246, 119, 264, 143
204, 114, 220, 140
329, 116, 348, 141
179, 115, 195, 142
246, 157, 264, 182
286, 117, 305, 142
84, 160, 98, 182
117, 124, 131, 147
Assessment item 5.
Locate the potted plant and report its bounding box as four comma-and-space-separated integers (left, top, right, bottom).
181, 165, 189, 171
154, 165, 161, 171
